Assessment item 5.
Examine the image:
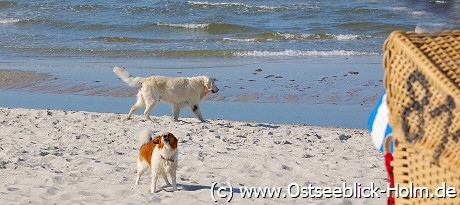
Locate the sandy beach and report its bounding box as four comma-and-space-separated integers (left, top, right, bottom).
0, 107, 386, 205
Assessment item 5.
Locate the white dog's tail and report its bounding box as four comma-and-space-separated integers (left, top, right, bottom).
113, 66, 143, 87
138, 128, 153, 145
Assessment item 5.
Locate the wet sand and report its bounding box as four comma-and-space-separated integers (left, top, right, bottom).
0, 56, 384, 106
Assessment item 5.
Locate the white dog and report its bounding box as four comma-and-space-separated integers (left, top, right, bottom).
113, 67, 219, 122
136, 131, 179, 193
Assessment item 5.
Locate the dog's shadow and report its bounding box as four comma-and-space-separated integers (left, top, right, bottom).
216, 122, 280, 129
154, 184, 212, 193
177, 184, 241, 193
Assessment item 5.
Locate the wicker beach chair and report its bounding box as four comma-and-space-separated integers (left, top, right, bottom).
383, 30, 460, 204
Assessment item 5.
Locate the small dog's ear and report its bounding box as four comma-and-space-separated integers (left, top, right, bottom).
170, 136, 178, 149
152, 136, 161, 144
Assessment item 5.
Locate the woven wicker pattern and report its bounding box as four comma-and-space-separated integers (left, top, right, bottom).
392, 136, 460, 204
384, 30, 460, 204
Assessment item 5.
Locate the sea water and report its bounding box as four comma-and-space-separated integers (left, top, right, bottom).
0, 0, 458, 59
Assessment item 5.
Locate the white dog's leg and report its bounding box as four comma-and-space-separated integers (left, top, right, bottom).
127, 105, 142, 120
143, 89, 159, 121
127, 92, 145, 120
191, 105, 204, 122
172, 105, 181, 121
144, 101, 158, 121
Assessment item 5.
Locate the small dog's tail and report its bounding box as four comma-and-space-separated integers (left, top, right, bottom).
138, 128, 153, 145
113, 66, 143, 87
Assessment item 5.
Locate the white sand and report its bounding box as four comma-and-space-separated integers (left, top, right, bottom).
0, 107, 386, 204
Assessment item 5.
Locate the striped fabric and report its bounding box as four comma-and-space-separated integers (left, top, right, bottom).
368, 93, 393, 153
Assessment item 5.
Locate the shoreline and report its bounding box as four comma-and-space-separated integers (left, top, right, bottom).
0, 90, 372, 128
0, 56, 384, 104
0, 56, 384, 127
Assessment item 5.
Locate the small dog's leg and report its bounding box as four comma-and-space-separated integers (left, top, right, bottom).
169, 169, 177, 191
172, 173, 177, 191
162, 174, 172, 187
135, 174, 141, 185
136, 162, 148, 185
151, 172, 159, 193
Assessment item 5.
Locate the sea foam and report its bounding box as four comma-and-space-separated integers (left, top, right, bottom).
234, 50, 379, 57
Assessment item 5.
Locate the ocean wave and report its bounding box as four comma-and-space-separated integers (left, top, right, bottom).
0, 18, 20, 24
63, 4, 108, 11
434, 0, 449, 4
5, 44, 380, 58
90, 33, 367, 45
188, 1, 283, 10
300, 33, 364, 41
91, 36, 173, 43
223, 38, 256, 43
412, 11, 429, 16
156, 23, 209, 29
332, 34, 362, 41
392, 6, 409, 12
187, 1, 317, 11
188, 1, 247, 7
250, 32, 366, 41
234, 50, 380, 57
154, 50, 380, 58
155, 22, 259, 34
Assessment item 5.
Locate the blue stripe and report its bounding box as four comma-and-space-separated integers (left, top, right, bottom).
367, 93, 385, 131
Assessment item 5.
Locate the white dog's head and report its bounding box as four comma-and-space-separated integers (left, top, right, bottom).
205, 77, 219, 93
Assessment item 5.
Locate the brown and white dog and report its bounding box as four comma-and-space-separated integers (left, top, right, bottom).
113, 66, 219, 122
136, 130, 179, 193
